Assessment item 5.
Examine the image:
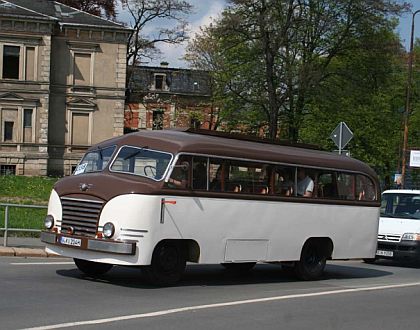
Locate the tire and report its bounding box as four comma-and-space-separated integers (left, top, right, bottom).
363, 258, 376, 264
74, 258, 113, 277
221, 262, 256, 272
294, 241, 327, 281
142, 241, 186, 286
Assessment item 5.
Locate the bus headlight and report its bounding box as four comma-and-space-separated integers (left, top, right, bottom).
401, 233, 420, 241
103, 222, 115, 238
44, 215, 54, 229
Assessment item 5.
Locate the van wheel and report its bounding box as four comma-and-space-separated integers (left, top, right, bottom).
221, 262, 256, 272
74, 258, 113, 277
294, 242, 327, 280
142, 241, 186, 286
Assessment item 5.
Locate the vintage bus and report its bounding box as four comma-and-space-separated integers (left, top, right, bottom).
41, 129, 380, 285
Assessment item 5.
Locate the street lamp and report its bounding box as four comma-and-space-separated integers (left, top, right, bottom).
401, 9, 420, 188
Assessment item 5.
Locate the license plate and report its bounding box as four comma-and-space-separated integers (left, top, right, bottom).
376, 249, 393, 257
60, 236, 82, 247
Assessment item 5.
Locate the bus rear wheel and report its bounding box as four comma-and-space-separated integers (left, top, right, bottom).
74, 258, 113, 277
221, 262, 256, 272
294, 241, 327, 281
142, 241, 186, 286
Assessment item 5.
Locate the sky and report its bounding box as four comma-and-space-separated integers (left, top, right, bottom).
122, 0, 420, 69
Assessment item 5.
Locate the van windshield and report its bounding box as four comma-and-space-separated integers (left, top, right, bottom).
73, 146, 116, 175
110, 146, 172, 181
381, 193, 420, 220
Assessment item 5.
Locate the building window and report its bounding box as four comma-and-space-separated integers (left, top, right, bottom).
25, 47, 35, 81
152, 110, 164, 130
0, 165, 16, 175
23, 109, 33, 143
73, 53, 92, 86
71, 112, 90, 145
4, 121, 14, 141
154, 74, 165, 90
2, 45, 20, 79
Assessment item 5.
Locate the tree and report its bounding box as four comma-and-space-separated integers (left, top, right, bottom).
300, 23, 407, 183
187, 0, 408, 141
124, 0, 192, 68
56, 0, 119, 19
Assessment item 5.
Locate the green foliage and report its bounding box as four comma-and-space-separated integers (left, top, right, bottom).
0, 176, 57, 204
300, 25, 405, 183
0, 176, 57, 235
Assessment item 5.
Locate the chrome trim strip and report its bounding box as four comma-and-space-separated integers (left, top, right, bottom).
121, 228, 149, 233
88, 240, 135, 254
60, 197, 103, 204
120, 234, 144, 238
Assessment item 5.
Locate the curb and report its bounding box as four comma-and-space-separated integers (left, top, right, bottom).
0, 247, 61, 258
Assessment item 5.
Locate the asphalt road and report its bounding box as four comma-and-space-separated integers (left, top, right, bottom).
1, 258, 420, 330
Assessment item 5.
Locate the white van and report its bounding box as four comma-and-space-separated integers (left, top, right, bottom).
376, 189, 420, 261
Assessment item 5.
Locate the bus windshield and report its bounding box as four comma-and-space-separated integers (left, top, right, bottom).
73, 146, 116, 175
110, 146, 172, 180
381, 193, 420, 220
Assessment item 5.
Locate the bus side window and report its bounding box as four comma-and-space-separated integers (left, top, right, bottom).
166, 156, 191, 189
356, 175, 376, 201
274, 166, 294, 196
209, 159, 225, 191
317, 172, 337, 198
192, 156, 208, 190
336, 173, 355, 200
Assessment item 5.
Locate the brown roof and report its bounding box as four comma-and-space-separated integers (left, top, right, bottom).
93, 129, 377, 179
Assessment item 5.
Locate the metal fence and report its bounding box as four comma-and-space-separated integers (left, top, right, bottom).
0, 203, 47, 247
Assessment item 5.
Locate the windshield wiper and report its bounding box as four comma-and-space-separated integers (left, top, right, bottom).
123, 146, 149, 160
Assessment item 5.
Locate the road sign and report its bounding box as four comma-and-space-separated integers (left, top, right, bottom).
330, 122, 353, 154
410, 150, 420, 168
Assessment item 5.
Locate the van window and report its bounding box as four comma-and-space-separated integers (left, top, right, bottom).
381, 193, 420, 219
110, 146, 172, 180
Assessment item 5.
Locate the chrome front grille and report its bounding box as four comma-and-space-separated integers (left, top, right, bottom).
60, 197, 104, 237
377, 234, 401, 242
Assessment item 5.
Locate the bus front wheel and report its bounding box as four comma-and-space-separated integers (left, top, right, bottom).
294, 241, 328, 281
142, 241, 186, 286
74, 258, 113, 277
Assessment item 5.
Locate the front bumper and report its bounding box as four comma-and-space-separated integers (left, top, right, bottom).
41, 231, 136, 255
376, 240, 420, 261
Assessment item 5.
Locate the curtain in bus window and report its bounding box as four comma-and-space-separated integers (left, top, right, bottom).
192, 156, 208, 190
209, 159, 224, 191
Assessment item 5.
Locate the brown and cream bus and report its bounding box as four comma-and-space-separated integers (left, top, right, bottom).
41, 129, 380, 285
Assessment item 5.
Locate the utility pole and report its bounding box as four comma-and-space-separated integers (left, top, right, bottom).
402, 9, 420, 188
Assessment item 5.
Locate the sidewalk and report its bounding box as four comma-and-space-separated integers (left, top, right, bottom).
0, 237, 60, 257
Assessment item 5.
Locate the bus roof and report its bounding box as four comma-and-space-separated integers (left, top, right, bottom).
94, 128, 377, 178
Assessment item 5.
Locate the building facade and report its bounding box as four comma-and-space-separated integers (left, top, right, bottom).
125, 64, 216, 132
0, 0, 130, 176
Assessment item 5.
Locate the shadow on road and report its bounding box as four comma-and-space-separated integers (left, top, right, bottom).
55, 262, 391, 289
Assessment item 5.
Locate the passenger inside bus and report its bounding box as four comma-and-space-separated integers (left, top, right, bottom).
275, 169, 294, 196
297, 168, 314, 197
